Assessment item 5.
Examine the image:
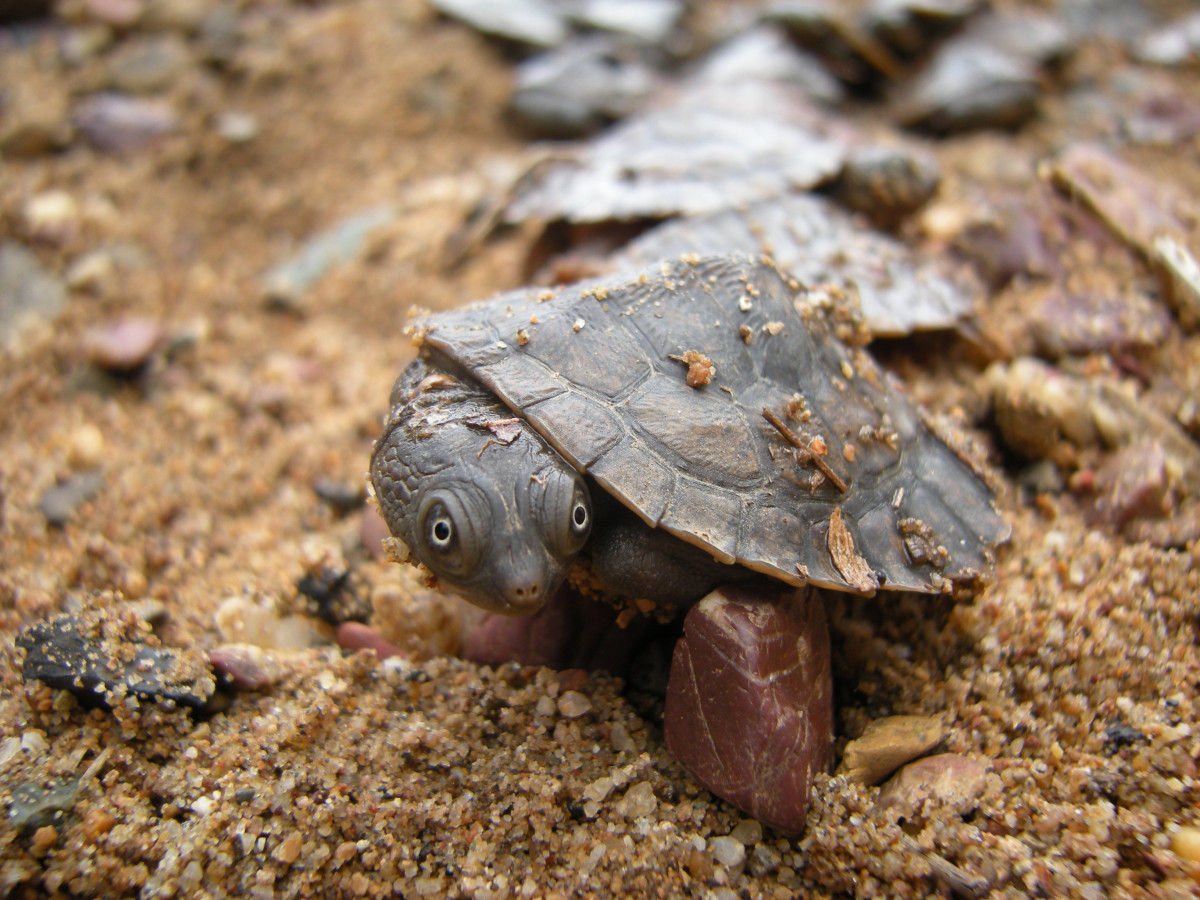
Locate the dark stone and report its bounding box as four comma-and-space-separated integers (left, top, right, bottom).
1104, 722, 1147, 752
507, 36, 661, 138
312, 478, 365, 514
664, 585, 833, 836
39, 470, 105, 527
8, 777, 81, 832
297, 568, 370, 625
833, 145, 940, 229
17, 610, 215, 709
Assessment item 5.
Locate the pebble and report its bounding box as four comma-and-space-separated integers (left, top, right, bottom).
72, 92, 180, 153
954, 202, 1057, 289
215, 110, 259, 143
508, 36, 660, 138
432, 0, 567, 48
865, 0, 980, 56
66, 423, 106, 470
0, 242, 68, 349
609, 721, 636, 753
1154, 236, 1200, 331
503, 77, 847, 226
730, 819, 763, 846
556, 690, 593, 718
8, 778, 82, 832
696, 25, 843, 106
892, 42, 1038, 133
1171, 826, 1200, 863
298, 567, 370, 625
838, 715, 945, 786
764, 0, 902, 84
987, 358, 1200, 493
65, 250, 118, 292
22, 191, 80, 244
1133, 12, 1200, 67
194, 4, 241, 66
575, 0, 682, 45
1087, 440, 1170, 529
213, 596, 320, 650
747, 843, 782, 877
17, 610, 216, 708
834, 145, 940, 229
875, 753, 989, 820
708, 835, 747, 869
614, 781, 657, 819
107, 34, 191, 94
84, 318, 164, 372
313, 478, 364, 514
0, 77, 72, 157
142, 0, 209, 33
261, 205, 397, 309
1042, 142, 1186, 264
59, 25, 115, 67
39, 470, 105, 526
665, 586, 833, 836
78, 0, 142, 27
1028, 289, 1172, 357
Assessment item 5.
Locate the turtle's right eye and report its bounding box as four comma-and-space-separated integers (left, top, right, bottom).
416, 491, 485, 578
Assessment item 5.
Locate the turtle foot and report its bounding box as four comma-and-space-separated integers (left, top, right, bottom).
460, 586, 656, 674
664, 585, 834, 836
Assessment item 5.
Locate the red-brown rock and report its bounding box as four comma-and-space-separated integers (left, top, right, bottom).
664, 585, 833, 836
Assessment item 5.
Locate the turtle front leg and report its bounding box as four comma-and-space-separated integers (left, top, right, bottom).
664, 584, 834, 836
589, 511, 755, 615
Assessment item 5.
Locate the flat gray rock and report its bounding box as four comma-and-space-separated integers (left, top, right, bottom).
0, 242, 67, 350
504, 79, 847, 224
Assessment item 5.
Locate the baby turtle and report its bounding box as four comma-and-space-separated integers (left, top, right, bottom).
371, 253, 1007, 828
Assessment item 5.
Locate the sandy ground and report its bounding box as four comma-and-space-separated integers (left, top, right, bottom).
2, 1, 1200, 897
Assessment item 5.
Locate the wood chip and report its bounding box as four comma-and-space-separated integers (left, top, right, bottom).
827, 507, 877, 593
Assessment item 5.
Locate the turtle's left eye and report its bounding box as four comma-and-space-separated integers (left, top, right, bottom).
570, 499, 589, 535
539, 470, 591, 558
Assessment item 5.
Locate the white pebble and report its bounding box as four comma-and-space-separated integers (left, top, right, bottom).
709, 835, 746, 868
610, 721, 636, 753
557, 690, 593, 718
731, 819, 763, 845
615, 781, 657, 819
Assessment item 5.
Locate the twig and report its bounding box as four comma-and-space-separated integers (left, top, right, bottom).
762, 408, 847, 493
900, 836, 991, 899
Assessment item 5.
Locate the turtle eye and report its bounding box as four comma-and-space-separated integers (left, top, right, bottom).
416, 491, 485, 578
428, 511, 454, 550
570, 498, 589, 536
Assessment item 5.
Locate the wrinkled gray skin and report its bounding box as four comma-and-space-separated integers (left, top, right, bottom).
371, 355, 737, 616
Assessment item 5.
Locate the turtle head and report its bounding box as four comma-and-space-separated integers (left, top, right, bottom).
371, 411, 592, 616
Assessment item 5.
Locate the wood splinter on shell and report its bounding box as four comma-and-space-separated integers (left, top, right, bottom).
827, 508, 877, 593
